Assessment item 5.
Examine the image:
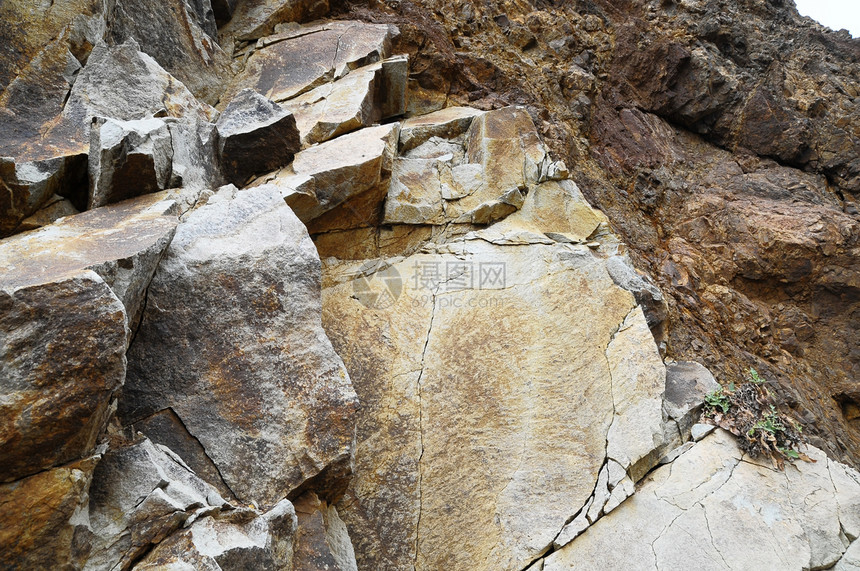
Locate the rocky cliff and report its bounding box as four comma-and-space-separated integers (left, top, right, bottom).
1, 1, 859, 570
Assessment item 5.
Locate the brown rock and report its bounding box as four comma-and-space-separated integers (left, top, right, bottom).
0, 457, 98, 570
293, 492, 358, 571
219, 0, 330, 41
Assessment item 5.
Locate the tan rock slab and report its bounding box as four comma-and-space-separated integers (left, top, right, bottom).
258, 123, 398, 223
399, 106, 484, 153
221, 21, 396, 104
323, 240, 638, 570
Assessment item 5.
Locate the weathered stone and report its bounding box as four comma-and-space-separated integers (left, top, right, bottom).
216, 89, 300, 185
605, 307, 668, 482
132, 408, 237, 502
285, 64, 380, 146
399, 106, 484, 154
219, 0, 330, 41
222, 21, 397, 105
465, 106, 546, 193
476, 179, 607, 244
166, 118, 225, 193
84, 438, 228, 571
293, 492, 358, 571
122, 184, 358, 507
0, 192, 179, 332
2, 39, 215, 164
15, 196, 80, 233
88, 117, 174, 209
106, 0, 231, 105
0, 154, 87, 236
323, 238, 640, 570
544, 429, 860, 571
259, 123, 398, 224
0, 194, 177, 482
0, 456, 98, 570
663, 361, 721, 439
691, 423, 716, 442
383, 157, 447, 225
0, 272, 126, 482
133, 500, 297, 570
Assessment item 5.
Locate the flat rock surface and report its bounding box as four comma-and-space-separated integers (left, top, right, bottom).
544, 429, 860, 571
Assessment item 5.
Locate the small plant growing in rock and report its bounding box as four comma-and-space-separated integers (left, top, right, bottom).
702, 368, 813, 469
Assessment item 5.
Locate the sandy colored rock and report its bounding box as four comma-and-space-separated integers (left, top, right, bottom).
122, 184, 358, 507
399, 106, 484, 153
482, 179, 607, 242
259, 123, 398, 223
383, 157, 447, 225
88, 117, 174, 209
323, 239, 639, 570
544, 429, 860, 571
216, 89, 300, 185
0, 456, 98, 570
223, 21, 397, 105
605, 307, 668, 482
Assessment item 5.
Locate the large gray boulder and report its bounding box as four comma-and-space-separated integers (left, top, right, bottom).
122, 184, 358, 508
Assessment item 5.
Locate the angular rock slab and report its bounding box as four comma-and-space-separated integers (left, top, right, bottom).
0, 154, 87, 237
258, 123, 398, 225
398, 106, 484, 154
222, 21, 397, 105
0, 192, 179, 331
122, 184, 358, 507
3, 39, 215, 163
219, 0, 330, 41
88, 116, 174, 209
322, 239, 640, 570
663, 361, 721, 438
83, 437, 228, 571
543, 429, 860, 571
133, 500, 297, 570
107, 0, 232, 105
216, 89, 300, 185
283, 56, 407, 146
0, 456, 98, 570
0, 194, 178, 482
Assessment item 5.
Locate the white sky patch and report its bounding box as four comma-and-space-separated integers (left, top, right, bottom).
794, 0, 860, 37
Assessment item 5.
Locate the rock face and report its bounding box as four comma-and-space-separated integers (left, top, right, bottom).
3, 1, 860, 569
341, 0, 860, 468
122, 184, 358, 507
321, 175, 669, 569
